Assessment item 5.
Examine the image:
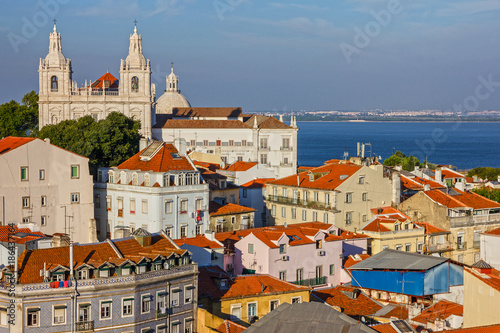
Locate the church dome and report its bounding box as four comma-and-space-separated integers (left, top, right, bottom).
156, 91, 191, 114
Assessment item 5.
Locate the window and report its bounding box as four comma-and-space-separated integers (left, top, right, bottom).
22, 197, 30, 208
279, 244, 286, 254
144, 173, 150, 187
292, 208, 296, 219
231, 305, 242, 321
324, 213, 328, 223
0, 308, 7, 326
330, 264, 335, 275
312, 211, 318, 221
395, 244, 402, 251
131, 76, 139, 92
53, 305, 66, 324
21, 167, 28, 181
359, 176, 365, 184
248, 243, 254, 254
51, 75, 58, 91
171, 290, 180, 306
142, 295, 151, 313
142, 199, 148, 214
418, 242, 424, 252
242, 189, 247, 198
395, 224, 400, 231
77, 269, 88, 280
362, 192, 368, 201
296, 268, 303, 282
181, 225, 188, 238
71, 193, 80, 203
362, 214, 367, 222
71, 165, 80, 179
27, 308, 39, 326
382, 245, 389, 250
325, 193, 330, 204
282, 138, 290, 149
405, 243, 411, 252
40, 195, 47, 207
78, 304, 90, 322
314, 192, 319, 201
165, 200, 173, 214
39, 169, 45, 180
302, 209, 307, 221
279, 271, 286, 280
291, 297, 301, 304
129, 198, 135, 214
122, 299, 133, 316
316, 239, 323, 249
345, 212, 352, 225
270, 300, 279, 311
248, 302, 257, 320
180, 199, 188, 214
106, 196, 112, 210
203, 140, 208, 146
195, 224, 202, 235
260, 138, 268, 149
195, 198, 203, 210
157, 292, 166, 311
282, 188, 287, 197
271, 205, 276, 217
405, 223, 410, 230
345, 193, 352, 203
185, 286, 193, 303
237, 156, 243, 161
260, 154, 267, 165
281, 207, 286, 218
229, 140, 234, 146
41, 215, 47, 226
132, 173, 138, 185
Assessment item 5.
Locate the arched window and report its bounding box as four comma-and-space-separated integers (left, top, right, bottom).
144, 173, 150, 187
51, 76, 58, 92
131, 76, 139, 92
132, 173, 138, 186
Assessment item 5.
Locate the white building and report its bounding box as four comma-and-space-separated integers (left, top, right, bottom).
38, 22, 155, 138
153, 108, 299, 179
239, 178, 275, 228
217, 161, 276, 186
0, 137, 96, 244
94, 140, 210, 240
480, 227, 500, 270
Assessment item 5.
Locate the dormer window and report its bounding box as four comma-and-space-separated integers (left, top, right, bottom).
220, 180, 226, 188
51, 76, 58, 92
316, 240, 323, 249
132, 173, 138, 186
121, 266, 131, 276
108, 171, 114, 183
99, 268, 109, 278
138, 265, 147, 274
395, 224, 400, 231
53, 272, 65, 281
220, 279, 228, 289
144, 173, 150, 187
279, 244, 286, 254
77, 269, 88, 280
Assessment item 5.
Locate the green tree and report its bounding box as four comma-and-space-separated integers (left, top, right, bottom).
383, 151, 421, 171
467, 167, 500, 181
472, 188, 500, 203
0, 91, 38, 137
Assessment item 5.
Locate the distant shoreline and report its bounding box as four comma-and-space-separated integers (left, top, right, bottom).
294, 120, 500, 123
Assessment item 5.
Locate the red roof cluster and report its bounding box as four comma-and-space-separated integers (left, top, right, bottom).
117, 142, 194, 172
435, 324, 500, 332
0, 225, 46, 244
174, 235, 223, 249
440, 169, 465, 180
414, 222, 449, 235
224, 161, 258, 172
484, 227, 500, 236
221, 274, 309, 300
0, 136, 35, 155
344, 254, 371, 268
464, 266, 500, 292
209, 202, 256, 217
240, 178, 275, 188
401, 175, 445, 191
411, 300, 463, 325
424, 189, 500, 210
312, 285, 382, 317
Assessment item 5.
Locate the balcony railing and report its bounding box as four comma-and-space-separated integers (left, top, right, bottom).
76, 320, 94, 332
425, 243, 453, 253
292, 276, 326, 287
267, 195, 336, 211
456, 242, 467, 251
156, 308, 170, 318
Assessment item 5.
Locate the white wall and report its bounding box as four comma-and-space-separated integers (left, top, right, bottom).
481, 234, 500, 270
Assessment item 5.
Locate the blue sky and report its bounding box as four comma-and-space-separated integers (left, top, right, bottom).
1, 0, 500, 111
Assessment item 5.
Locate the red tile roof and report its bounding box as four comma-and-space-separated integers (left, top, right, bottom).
424, 189, 500, 210
89, 72, 119, 89
244, 114, 292, 129
156, 119, 251, 129
371, 323, 397, 333
209, 202, 255, 217
411, 300, 463, 324
414, 222, 450, 235
464, 266, 500, 292
224, 161, 258, 172
220, 274, 309, 300
344, 254, 371, 268
216, 320, 247, 333
380, 305, 409, 320
268, 163, 361, 190
117, 142, 194, 172
485, 227, 500, 236
434, 324, 500, 332
0, 225, 46, 243
240, 178, 275, 188
15, 234, 185, 284
370, 206, 410, 218
441, 169, 465, 180
173, 107, 242, 118
312, 286, 383, 317
361, 218, 393, 232
0, 136, 35, 155
174, 235, 223, 249
401, 175, 445, 190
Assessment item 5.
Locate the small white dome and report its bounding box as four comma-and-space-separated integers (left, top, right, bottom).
156, 91, 191, 114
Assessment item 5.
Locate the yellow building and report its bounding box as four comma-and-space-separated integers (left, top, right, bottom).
360, 207, 426, 255
198, 266, 310, 330
462, 263, 500, 328
265, 160, 397, 232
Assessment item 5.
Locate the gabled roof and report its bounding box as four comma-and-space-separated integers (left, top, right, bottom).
371, 321, 416, 333
172, 107, 242, 118
464, 266, 500, 292
373, 304, 409, 320
484, 227, 500, 236
116, 142, 194, 172
243, 114, 293, 129
401, 175, 445, 191
440, 169, 465, 180
220, 274, 309, 300
361, 218, 395, 232
216, 320, 247, 333
209, 202, 255, 216
154, 118, 251, 129
0, 136, 35, 155
424, 189, 500, 210
268, 163, 362, 190
90, 72, 119, 89
174, 235, 223, 249
240, 178, 275, 188
344, 254, 371, 268
414, 222, 450, 235
312, 285, 383, 317
0, 225, 46, 243
348, 249, 448, 271
224, 161, 258, 172
411, 300, 463, 324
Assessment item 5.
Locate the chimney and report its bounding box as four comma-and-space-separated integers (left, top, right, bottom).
435, 168, 442, 183
424, 184, 431, 191
139, 138, 149, 151
455, 181, 465, 191
205, 230, 215, 241
174, 138, 187, 156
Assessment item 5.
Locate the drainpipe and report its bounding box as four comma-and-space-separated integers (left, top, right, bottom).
167, 281, 171, 329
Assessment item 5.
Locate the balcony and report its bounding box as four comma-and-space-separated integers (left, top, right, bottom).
76, 321, 94, 332
425, 242, 453, 253
292, 276, 326, 287
456, 242, 467, 251
267, 195, 337, 212
280, 146, 293, 151
156, 308, 169, 319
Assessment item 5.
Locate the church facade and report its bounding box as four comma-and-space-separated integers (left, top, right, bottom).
38, 23, 155, 138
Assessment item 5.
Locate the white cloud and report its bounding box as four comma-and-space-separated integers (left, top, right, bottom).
436, 0, 500, 17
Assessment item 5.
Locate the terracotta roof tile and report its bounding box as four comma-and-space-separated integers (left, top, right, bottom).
424, 189, 500, 210
0, 136, 36, 155
361, 218, 393, 232
117, 142, 194, 172
464, 266, 500, 292
414, 222, 450, 235
174, 235, 223, 249
371, 323, 397, 333
441, 169, 465, 180
435, 324, 500, 332
216, 320, 247, 333
312, 285, 382, 317
224, 161, 258, 172
155, 119, 251, 129
89, 72, 119, 89
485, 227, 500, 236
401, 175, 445, 191
172, 107, 242, 118
209, 202, 255, 216
0, 225, 46, 243
344, 254, 371, 268
268, 163, 361, 190
240, 178, 275, 188
411, 300, 463, 324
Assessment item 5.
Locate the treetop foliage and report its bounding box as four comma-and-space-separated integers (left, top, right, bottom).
467, 167, 500, 181
0, 90, 38, 137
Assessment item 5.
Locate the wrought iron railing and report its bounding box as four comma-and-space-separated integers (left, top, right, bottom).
292, 276, 326, 287
76, 320, 94, 331
267, 195, 336, 211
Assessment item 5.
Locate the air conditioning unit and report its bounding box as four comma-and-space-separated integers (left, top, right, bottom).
281, 255, 289, 261
318, 250, 326, 256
